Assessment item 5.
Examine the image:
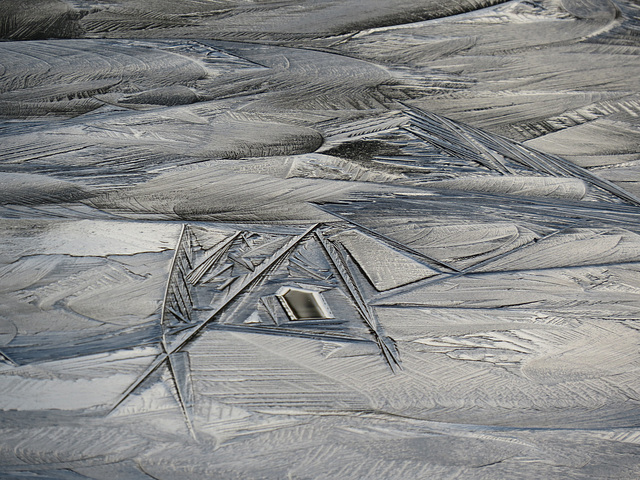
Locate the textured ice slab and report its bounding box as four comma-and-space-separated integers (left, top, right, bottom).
1, 0, 640, 478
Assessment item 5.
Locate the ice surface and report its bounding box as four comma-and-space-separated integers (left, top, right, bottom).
1, 0, 640, 478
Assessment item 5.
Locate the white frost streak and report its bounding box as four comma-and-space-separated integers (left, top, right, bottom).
0, 348, 158, 410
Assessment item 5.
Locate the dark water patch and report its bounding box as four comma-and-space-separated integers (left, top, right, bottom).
4, 323, 161, 365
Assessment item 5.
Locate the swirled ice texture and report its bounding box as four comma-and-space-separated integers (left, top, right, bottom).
1, 0, 640, 478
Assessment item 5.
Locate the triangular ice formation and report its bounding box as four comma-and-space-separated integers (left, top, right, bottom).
330, 228, 440, 291
114, 222, 402, 435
